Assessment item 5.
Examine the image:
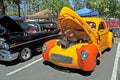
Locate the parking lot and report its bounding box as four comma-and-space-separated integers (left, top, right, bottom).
0, 43, 119, 80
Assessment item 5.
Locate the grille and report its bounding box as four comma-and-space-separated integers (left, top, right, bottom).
51, 54, 72, 64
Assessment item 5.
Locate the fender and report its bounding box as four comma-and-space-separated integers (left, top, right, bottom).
76, 44, 99, 71
42, 39, 58, 61
107, 31, 114, 48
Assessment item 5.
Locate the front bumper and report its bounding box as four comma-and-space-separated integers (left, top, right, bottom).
0, 50, 19, 61
48, 53, 80, 69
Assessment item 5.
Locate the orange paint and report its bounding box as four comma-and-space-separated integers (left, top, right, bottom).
76, 44, 98, 71
42, 7, 113, 72
42, 39, 58, 61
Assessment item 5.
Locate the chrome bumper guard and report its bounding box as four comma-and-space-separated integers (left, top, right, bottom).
0, 50, 18, 61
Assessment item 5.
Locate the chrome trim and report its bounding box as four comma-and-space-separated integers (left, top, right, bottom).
0, 50, 18, 61
10, 34, 60, 48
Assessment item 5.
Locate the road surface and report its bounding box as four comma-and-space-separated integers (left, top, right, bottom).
0, 43, 119, 80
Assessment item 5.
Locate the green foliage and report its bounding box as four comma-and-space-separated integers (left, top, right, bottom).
1, 0, 120, 18
30, 0, 41, 13
88, 0, 120, 18
41, 0, 71, 14
0, 0, 5, 14
4, 0, 21, 16
72, 0, 83, 10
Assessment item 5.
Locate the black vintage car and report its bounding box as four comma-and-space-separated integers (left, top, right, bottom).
19, 21, 59, 33
0, 16, 60, 61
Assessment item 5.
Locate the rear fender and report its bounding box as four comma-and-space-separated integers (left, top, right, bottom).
107, 32, 114, 48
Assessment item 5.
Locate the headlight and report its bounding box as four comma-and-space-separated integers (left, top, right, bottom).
0, 41, 9, 50
81, 50, 88, 60
42, 44, 47, 52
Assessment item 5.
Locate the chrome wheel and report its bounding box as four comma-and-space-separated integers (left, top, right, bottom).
19, 47, 32, 61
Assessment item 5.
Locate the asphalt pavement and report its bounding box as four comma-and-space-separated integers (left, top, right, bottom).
117, 57, 120, 80
0, 43, 119, 80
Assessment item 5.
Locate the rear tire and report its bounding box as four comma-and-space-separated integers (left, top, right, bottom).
107, 38, 113, 51
18, 47, 32, 61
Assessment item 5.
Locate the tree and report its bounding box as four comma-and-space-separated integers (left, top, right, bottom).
41, 0, 71, 21
0, 0, 5, 15
71, 0, 84, 10
3, 0, 21, 16
30, 0, 41, 13
14, 0, 21, 16
41, 0, 71, 14
1, 0, 120, 18
88, 0, 120, 18
115, 3, 120, 18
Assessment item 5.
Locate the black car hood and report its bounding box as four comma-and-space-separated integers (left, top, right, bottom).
0, 16, 24, 33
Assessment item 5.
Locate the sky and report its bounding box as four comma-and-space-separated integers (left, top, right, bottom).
69, 0, 74, 8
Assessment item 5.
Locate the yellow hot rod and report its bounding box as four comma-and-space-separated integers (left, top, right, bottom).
42, 7, 113, 72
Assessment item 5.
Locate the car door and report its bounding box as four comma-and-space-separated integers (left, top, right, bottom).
98, 22, 108, 51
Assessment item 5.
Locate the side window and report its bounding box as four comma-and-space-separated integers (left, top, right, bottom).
98, 22, 105, 30
87, 22, 96, 30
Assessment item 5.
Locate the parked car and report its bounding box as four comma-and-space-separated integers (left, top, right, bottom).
19, 21, 59, 33
105, 18, 120, 37
42, 7, 113, 72
0, 15, 60, 61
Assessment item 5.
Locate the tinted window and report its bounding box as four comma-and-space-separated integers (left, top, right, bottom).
98, 22, 105, 30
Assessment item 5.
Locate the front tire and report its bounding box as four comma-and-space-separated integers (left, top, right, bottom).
18, 47, 32, 61
92, 57, 97, 71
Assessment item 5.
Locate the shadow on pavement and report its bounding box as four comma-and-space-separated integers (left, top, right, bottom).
43, 61, 92, 76
0, 59, 20, 66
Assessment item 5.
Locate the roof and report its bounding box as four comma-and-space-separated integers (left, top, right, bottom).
27, 9, 52, 19
82, 17, 103, 23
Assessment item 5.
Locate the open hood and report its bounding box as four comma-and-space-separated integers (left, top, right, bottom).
58, 7, 96, 42
0, 16, 24, 33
